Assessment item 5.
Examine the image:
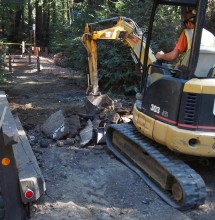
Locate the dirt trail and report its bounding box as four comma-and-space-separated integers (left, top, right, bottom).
2, 55, 215, 220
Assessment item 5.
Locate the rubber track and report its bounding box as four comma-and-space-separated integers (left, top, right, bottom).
106, 123, 206, 210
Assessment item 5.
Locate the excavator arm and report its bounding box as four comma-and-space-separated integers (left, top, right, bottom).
82, 16, 156, 96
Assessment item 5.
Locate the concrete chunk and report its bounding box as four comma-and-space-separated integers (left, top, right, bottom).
79, 119, 93, 147
41, 110, 69, 140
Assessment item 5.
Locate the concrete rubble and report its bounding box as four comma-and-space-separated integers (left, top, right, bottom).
79, 119, 93, 147
39, 97, 133, 148
41, 110, 69, 140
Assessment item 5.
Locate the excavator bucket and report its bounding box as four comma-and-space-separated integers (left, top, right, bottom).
85, 94, 113, 116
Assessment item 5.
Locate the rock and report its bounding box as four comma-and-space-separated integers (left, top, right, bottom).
41, 110, 69, 140
52, 122, 69, 140
92, 117, 101, 129
75, 135, 80, 142
57, 140, 64, 147
39, 138, 51, 148
67, 115, 81, 137
65, 138, 75, 145
99, 112, 106, 120
79, 119, 93, 147
28, 135, 36, 144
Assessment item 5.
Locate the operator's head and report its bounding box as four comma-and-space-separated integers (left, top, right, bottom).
184, 10, 196, 28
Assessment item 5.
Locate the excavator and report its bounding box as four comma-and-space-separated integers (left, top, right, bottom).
82, 0, 215, 210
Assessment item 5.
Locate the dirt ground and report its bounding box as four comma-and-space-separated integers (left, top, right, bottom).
2, 55, 215, 220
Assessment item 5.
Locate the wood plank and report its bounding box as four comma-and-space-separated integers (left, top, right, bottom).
13, 116, 46, 203
0, 91, 46, 203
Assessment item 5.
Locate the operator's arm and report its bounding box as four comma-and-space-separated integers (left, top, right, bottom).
156, 49, 179, 61
156, 31, 187, 61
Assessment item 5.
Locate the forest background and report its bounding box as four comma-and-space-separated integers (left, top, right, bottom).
0, 0, 215, 94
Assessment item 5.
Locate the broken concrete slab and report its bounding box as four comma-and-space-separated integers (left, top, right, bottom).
96, 127, 106, 144
96, 123, 109, 144
41, 110, 69, 140
79, 119, 93, 147
92, 117, 101, 130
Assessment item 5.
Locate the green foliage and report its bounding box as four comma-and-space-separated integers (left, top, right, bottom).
48, 3, 90, 71
0, 70, 9, 84
96, 40, 141, 94
152, 5, 182, 52
206, 0, 215, 33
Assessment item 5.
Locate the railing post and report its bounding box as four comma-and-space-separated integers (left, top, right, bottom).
3, 52, 6, 63
37, 55, 40, 72
28, 50, 31, 64
9, 56, 12, 73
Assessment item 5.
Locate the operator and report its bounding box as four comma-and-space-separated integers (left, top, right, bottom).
155, 10, 215, 64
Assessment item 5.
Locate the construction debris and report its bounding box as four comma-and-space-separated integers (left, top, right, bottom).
38, 98, 132, 148
79, 119, 93, 147
41, 110, 69, 140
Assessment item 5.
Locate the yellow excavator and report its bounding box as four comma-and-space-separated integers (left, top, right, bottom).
82, 0, 215, 210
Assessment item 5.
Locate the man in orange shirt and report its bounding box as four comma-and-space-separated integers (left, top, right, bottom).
156, 10, 196, 62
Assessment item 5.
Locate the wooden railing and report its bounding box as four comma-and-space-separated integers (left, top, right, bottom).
1, 42, 41, 72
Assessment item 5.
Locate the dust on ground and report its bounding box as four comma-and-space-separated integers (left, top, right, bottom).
2, 55, 215, 220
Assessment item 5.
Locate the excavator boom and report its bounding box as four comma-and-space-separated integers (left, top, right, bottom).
82, 16, 155, 96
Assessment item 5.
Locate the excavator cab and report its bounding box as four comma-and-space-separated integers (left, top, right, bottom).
142, 0, 214, 84
104, 0, 215, 210
137, 0, 215, 135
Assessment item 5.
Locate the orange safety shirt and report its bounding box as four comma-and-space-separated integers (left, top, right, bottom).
174, 31, 187, 54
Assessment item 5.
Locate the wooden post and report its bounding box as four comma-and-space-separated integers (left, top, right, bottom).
37, 55, 40, 72
9, 56, 12, 72
33, 24, 37, 56
28, 51, 31, 64
3, 53, 6, 63
34, 47, 38, 56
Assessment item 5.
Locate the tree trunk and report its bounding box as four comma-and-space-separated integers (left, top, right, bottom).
42, 0, 50, 45
7, 8, 22, 42
28, 0, 34, 44
36, 0, 43, 45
